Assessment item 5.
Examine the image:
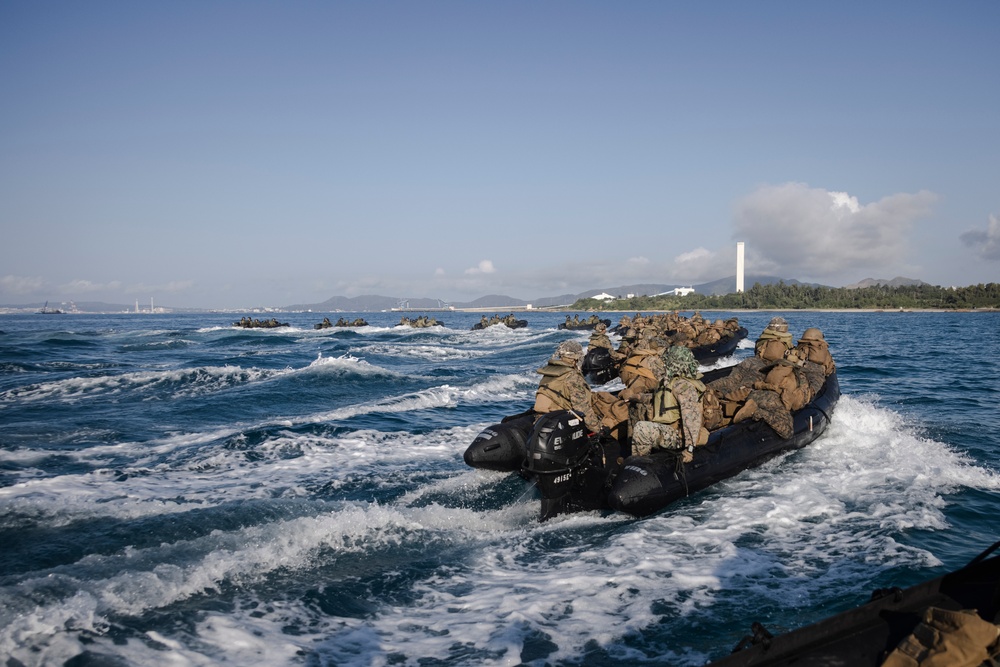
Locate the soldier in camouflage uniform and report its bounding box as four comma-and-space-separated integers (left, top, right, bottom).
618, 335, 667, 401
631, 346, 719, 458
755, 316, 794, 362
794, 327, 835, 376
587, 322, 616, 354
534, 340, 628, 437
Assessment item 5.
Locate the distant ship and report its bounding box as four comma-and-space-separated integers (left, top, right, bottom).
37, 301, 64, 314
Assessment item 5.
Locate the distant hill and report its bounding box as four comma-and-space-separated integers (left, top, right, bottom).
284, 294, 449, 311
2, 276, 938, 314
281, 276, 843, 311
843, 277, 928, 289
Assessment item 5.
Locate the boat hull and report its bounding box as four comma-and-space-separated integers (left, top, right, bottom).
609, 371, 839, 517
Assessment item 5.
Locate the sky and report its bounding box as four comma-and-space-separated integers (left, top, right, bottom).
1, 1, 998, 309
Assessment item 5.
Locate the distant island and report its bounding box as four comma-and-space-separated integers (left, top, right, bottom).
569, 281, 1000, 312
3, 277, 998, 314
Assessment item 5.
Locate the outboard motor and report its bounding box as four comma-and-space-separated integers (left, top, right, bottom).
581, 347, 618, 384
522, 411, 620, 520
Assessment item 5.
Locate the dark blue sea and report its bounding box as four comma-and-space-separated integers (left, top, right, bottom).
2, 310, 998, 666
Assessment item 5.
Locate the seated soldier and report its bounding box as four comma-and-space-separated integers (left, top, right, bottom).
795, 327, 835, 376
618, 335, 666, 397
755, 316, 794, 362
631, 346, 721, 459
587, 322, 623, 361
726, 349, 812, 439
533, 341, 627, 439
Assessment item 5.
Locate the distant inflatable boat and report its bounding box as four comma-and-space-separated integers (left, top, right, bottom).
471, 318, 527, 331
558, 318, 612, 331
233, 319, 289, 329
464, 365, 839, 521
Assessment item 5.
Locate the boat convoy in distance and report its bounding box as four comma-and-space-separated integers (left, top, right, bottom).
464, 313, 839, 521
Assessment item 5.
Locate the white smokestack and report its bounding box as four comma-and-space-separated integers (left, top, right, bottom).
736, 242, 745, 293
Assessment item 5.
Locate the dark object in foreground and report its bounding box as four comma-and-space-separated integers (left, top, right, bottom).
464, 366, 839, 521
708, 540, 1000, 666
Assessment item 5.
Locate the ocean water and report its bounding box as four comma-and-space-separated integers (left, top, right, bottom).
1, 310, 998, 666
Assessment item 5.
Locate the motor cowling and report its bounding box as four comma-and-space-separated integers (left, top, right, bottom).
523, 411, 591, 476
523, 411, 624, 520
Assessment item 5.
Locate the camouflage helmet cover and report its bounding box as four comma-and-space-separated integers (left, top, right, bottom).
766, 316, 789, 333
662, 345, 701, 380
555, 340, 584, 361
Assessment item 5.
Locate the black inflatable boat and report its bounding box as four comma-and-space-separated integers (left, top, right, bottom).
708, 540, 1000, 666
471, 318, 528, 331
464, 366, 839, 520
558, 318, 612, 331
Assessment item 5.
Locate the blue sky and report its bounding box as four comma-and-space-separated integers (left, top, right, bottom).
2, 1, 998, 308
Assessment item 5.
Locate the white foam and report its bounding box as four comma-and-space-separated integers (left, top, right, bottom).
0, 365, 282, 404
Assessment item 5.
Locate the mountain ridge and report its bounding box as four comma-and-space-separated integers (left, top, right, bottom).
3, 276, 929, 313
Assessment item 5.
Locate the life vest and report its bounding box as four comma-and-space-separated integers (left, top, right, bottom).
796, 341, 835, 375
620, 349, 659, 384
652, 377, 710, 446
533, 363, 577, 414
755, 329, 793, 362
652, 377, 706, 424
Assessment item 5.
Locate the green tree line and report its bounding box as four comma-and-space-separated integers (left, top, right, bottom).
569, 282, 1000, 311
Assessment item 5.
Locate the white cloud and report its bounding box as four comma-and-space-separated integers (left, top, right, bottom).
124, 281, 194, 294
464, 259, 496, 275
674, 247, 713, 264
61, 279, 123, 293
0, 275, 45, 295
733, 182, 937, 280
960, 214, 1000, 261
626, 256, 650, 266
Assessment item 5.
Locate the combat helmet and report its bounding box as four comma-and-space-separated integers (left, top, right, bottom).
798, 327, 826, 343
766, 316, 789, 333
554, 340, 584, 362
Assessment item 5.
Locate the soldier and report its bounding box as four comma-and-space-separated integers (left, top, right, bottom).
587, 322, 616, 353
755, 316, 794, 362
533, 341, 627, 438
632, 346, 720, 458
754, 349, 812, 412
795, 327, 836, 376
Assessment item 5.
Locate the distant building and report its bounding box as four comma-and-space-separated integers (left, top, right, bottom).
591, 292, 616, 301
672, 287, 696, 296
